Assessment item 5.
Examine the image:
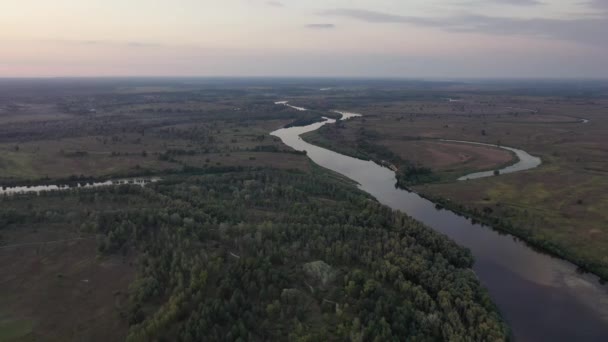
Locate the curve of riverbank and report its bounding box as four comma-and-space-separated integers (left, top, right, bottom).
439, 139, 542, 181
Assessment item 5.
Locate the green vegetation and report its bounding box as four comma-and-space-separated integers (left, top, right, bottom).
0, 89, 321, 183
417, 168, 608, 280
0, 169, 508, 341
397, 165, 440, 187
0, 317, 33, 341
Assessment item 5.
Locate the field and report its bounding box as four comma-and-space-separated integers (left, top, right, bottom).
0, 85, 322, 184
0, 193, 152, 341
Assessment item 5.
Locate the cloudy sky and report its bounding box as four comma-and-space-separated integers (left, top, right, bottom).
1, 0, 607, 78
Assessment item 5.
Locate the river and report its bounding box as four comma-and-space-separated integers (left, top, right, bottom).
438, 140, 542, 181
0, 178, 159, 196
271, 110, 608, 341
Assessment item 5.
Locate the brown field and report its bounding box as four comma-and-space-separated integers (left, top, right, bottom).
0, 187, 166, 341
0, 228, 134, 341
0, 95, 308, 182
378, 139, 514, 171
0, 104, 71, 124
177, 151, 311, 171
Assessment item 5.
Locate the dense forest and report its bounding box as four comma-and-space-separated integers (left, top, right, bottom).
0, 168, 507, 341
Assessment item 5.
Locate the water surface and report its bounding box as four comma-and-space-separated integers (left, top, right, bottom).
275, 100, 307, 111
0, 178, 159, 196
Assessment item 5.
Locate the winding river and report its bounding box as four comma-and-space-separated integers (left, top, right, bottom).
271, 108, 608, 341
439, 140, 542, 181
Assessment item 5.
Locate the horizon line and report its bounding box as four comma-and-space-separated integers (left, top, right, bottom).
1, 75, 608, 81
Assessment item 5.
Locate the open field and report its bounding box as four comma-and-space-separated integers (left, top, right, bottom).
0, 183, 168, 340
381, 140, 514, 171
0, 238, 135, 341
417, 164, 608, 276
0, 85, 319, 183
0, 193, 153, 341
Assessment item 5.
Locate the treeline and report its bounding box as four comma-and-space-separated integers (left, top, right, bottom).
0, 168, 508, 340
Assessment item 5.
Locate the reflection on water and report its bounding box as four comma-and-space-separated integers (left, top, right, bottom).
274, 100, 307, 111
0, 178, 160, 196
271, 113, 608, 342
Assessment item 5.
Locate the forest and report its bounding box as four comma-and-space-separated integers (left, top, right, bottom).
0, 167, 508, 341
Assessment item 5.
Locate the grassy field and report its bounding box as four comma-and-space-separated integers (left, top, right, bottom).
0, 197, 145, 341
0, 89, 317, 183
0, 238, 135, 341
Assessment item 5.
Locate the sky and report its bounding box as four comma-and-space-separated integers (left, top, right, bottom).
1, 0, 607, 78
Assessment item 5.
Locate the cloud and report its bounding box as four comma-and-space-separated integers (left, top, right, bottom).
319, 9, 434, 25
126, 41, 162, 48
488, 0, 542, 5
44, 39, 162, 48
305, 23, 336, 29
586, 0, 608, 11
266, 1, 283, 7
319, 8, 608, 46
76, 40, 102, 45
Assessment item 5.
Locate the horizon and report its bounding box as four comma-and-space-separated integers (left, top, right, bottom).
2, 76, 608, 81
3, 0, 608, 78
